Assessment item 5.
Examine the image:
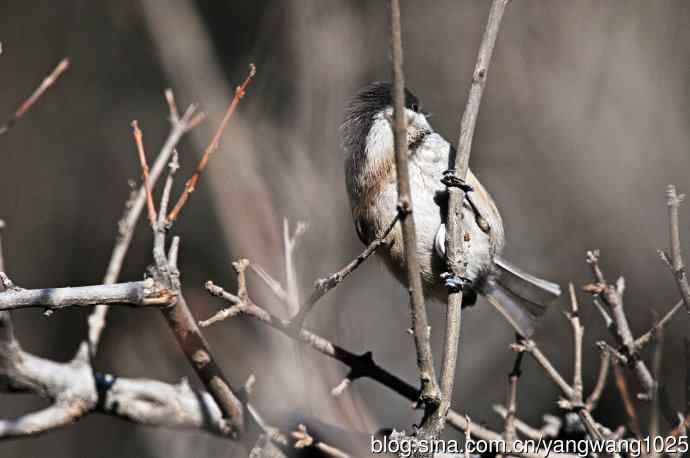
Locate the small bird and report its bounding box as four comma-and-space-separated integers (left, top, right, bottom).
340, 81, 560, 337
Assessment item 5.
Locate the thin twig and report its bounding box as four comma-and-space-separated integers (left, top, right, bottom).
387, 0, 440, 429
584, 250, 656, 400
659, 185, 690, 312
290, 212, 400, 329
494, 406, 559, 440
283, 219, 308, 316
86, 101, 197, 354
568, 283, 584, 400
166, 63, 256, 223
291, 424, 351, 458
202, 279, 571, 458
512, 340, 575, 400
0, 58, 70, 136
131, 120, 158, 227
686, 339, 690, 417
438, 0, 511, 437
612, 359, 642, 439
512, 338, 608, 442
165, 89, 179, 123
633, 299, 684, 352
650, 322, 663, 452
504, 352, 523, 444
585, 351, 611, 411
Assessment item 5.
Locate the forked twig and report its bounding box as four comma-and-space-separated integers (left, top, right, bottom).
290, 212, 400, 329
201, 275, 571, 458
87, 98, 198, 354
659, 185, 690, 312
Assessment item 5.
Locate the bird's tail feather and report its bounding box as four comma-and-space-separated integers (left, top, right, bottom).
484, 256, 561, 337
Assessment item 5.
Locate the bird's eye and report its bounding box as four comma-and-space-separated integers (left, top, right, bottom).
410, 103, 419, 112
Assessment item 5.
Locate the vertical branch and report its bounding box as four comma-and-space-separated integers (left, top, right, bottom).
504, 352, 523, 444
0, 220, 5, 273
585, 351, 610, 411
568, 283, 584, 400
387, 0, 440, 425
86, 103, 197, 354
612, 359, 642, 439
131, 120, 158, 227
649, 323, 664, 450
283, 219, 307, 317
659, 185, 690, 312
685, 339, 690, 417
439, 0, 511, 431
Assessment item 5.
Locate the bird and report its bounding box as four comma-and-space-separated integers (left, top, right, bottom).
340, 81, 560, 337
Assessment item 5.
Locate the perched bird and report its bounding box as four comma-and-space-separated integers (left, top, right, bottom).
340, 81, 560, 337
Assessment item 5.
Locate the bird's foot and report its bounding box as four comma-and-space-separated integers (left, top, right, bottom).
441, 169, 474, 193
441, 272, 472, 293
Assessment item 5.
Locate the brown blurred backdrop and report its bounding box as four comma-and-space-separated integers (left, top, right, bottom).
1, 1, 690, 456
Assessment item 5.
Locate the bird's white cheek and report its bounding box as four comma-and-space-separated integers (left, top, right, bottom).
365, 115, 395, 166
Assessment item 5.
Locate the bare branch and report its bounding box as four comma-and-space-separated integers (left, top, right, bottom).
202, 278, 571, 458
87, 102, 198, 354
512, 340, 575, 400
435, 0, 512, 439
511, 338, 610, 442
283, 219, 308, 316
290, 212, 400, 329
612, 359, 642, 439
0, 279, 174, 311
387, 0, 440, 427
584, 250, 656, 399
568, 283, 584, 400
249, 263, 289, 304
291, 424, 351, 458
633, 299, 684, 352
585, 351, 611, 411
504, 352, 523, 444
661, 185, 690, 312
166, 63, 256, 223
650, 323, 664, 447
164, 88, 179, 122
0, 58, 70, 136
442, 0, 509, 405
494, 406, 560, 441
131, 120, 158, 227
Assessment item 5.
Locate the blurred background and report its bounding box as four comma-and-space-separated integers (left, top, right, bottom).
1, 0, 690, 456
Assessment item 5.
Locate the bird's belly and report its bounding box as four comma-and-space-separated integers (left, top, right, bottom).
370, 182, 495, 301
